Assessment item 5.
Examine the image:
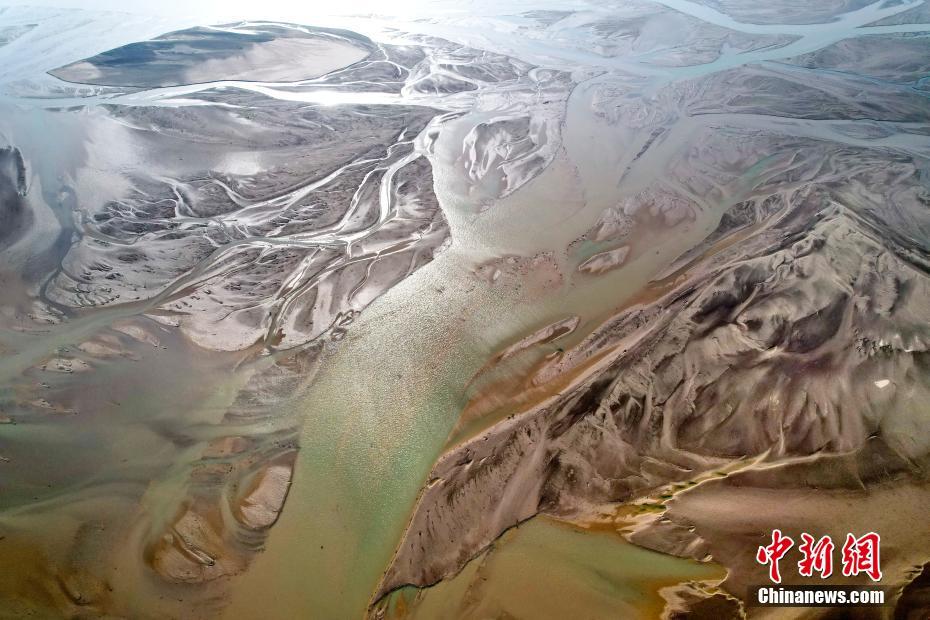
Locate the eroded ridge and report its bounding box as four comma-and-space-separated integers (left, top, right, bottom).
372, 1, 930, 612
375, 74, 930, 618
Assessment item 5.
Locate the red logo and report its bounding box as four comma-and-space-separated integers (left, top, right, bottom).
757, 529, 794, 583
798, 533, 834, 578
841, 532, 882, 581
757, 531, 881, 583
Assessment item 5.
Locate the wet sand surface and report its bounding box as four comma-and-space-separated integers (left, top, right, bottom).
0, 1, 929, 619
375, 516, 725, 619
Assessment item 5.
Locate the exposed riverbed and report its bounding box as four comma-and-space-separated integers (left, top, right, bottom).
1, 1, 929, 618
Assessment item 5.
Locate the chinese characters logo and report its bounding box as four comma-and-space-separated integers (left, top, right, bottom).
756, 530, 881, 583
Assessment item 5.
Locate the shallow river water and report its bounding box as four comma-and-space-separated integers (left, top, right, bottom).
0, 0, 928, 618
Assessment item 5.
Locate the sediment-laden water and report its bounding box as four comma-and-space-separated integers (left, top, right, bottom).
0, 1, 929, 618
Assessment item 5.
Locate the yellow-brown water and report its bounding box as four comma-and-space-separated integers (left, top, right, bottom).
2, 1, 928, 618
377, 516, 725, 620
